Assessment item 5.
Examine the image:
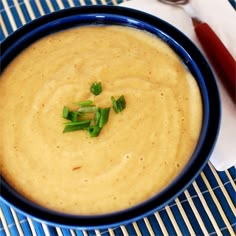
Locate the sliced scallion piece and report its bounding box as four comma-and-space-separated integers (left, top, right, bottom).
90, 82, 102, 96
87, 125, 101, 137
111, 95, 126, 113
75, 100, 93, 107
63, 120, 91, 133
78, 105, 97, 113
94, 107, 101, 125
62, 106, 70, 119
98, 107, 110, 128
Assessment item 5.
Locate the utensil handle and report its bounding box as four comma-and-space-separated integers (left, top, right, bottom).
194, 22, 236, 103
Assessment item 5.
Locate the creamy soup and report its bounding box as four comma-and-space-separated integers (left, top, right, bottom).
0, 26, 202, 214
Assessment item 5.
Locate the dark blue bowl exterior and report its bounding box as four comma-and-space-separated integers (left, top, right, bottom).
0, 5, 221, 229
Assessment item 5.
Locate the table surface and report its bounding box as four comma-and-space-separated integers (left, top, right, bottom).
0, 0, 235, 235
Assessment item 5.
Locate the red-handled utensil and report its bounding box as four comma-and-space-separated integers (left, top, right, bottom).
194, 22, 235, 103
158, 0, 236, 103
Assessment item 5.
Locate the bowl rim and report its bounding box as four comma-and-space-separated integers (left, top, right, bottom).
0, 5, 221, 229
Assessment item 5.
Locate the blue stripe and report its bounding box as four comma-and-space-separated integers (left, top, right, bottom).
168, 202, 191, 235
85, 229, 96, 236
61, 227, 73, 236
19, 2, 32, 23
123, 223, 137, 235
99, 229, 111, 236
0, 26, 6, 41
8, 3, 23, 28
15, 211, 33, 236
50, 0, 60, 11
75, 229, 86, 236
29, 220, 46, 235
29, 0, 41, 18
196, 176, 231, 235
40, 0, 51, 14
95, 0, 103, 4
227, 166, 236, 180
72, 0, 82, 6
0, 9, 14, 35
187, 184, 215, 234
61, 0, 71, 8
84, 0, 93, 5
0, 204, 19, 236
146, 214, 164, 235
0, 229, 7, 236
47, 225, 59, 235
178, 193, 205, 235
112, 226, 124, 235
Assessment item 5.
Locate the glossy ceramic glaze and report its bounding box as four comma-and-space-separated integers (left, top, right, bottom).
0, 6, 221, 229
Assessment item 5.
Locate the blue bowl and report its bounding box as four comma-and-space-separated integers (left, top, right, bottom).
0, 5, 221, 229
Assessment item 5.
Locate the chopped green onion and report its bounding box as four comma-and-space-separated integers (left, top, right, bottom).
69, 111, 79, 122
90, 82, 102, 96
63, 120, 91, 133
94, 107, 101, 125
62, 106, 70, 119
98, 107, 110, 128
75, 100, 93, 107
87, 125, 101, 137
78, 105, 97, 113
111, 95, 126, 113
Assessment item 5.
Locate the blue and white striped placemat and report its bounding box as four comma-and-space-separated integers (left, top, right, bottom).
0, 1, 236, 235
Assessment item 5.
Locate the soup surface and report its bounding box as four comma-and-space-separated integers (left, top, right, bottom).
0, 26, 202, 214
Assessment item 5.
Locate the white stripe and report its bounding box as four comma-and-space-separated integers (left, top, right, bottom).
154, 212, 168, 236
12, 0, 26, 25
35, 0, 45, 15
100, 0, 107, 4
42, 223, 51, 236
175, 198, 196, 236
132, 222, 142, 236
56, 0, 65, 9
26, 217, 37, 236
200, 171, 235, 235
108, 228, 116, 236
24, 0, 36, 20
95, 229, 102, 236
225, 169, 236, 191
210, 165, 236, 211
2, 0, 17, 31
45, 0, 54, 12
120, 225, 129, 236
0, 13, 9, 38
165, 205, 183, 236
91, 0, 97, 5
192, 181, 223, 236
184, 189, 209, 235
0, 207, 11, 236
79, 0, 86, 5
143, 217, 155, 236
56, 227, 64, 236
70, 229, 77, 236
10, 208, 24, 236
82, 230, 89, 236
68, 0, 76, 7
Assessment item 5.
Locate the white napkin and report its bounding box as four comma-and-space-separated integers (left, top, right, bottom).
120, 0, 236, 171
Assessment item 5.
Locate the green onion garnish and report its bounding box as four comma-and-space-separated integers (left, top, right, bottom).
75, 100, 93, 107
62, 106, 70, 119
87, 125, 101, 137
63, 120, 91, 133
94, 107, 101, 125
62, 82, 126, 137
98, 107, 110, 128
111, 95, 126, 113
90, 82, 102, 96
78, 105, 97, 113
